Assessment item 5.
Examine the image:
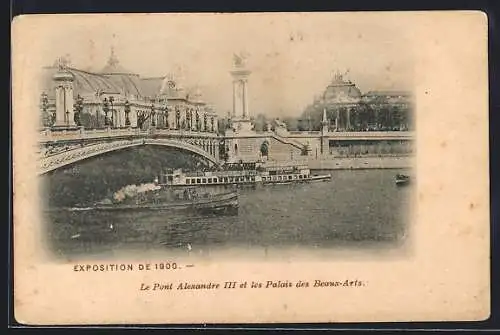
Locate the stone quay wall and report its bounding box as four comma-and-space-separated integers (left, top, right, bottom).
307, 155, 414, 170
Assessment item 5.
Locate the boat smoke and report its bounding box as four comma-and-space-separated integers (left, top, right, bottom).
112, 183, 161, 203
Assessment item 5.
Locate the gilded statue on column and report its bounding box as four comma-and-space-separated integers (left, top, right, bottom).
233, 52, 247, 68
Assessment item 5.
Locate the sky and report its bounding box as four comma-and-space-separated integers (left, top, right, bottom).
28, 12, 415, 118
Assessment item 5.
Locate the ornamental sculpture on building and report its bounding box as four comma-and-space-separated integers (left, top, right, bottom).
233, 52, 247, 68
55, 55, 71, 70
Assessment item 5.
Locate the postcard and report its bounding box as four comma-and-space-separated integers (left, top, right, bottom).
12, 11, 490, 325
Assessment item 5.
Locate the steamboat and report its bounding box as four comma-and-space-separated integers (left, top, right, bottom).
157, 161, 331, 188
49, 185, 239, 214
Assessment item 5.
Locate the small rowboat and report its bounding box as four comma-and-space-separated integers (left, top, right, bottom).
395, 174, 411, 186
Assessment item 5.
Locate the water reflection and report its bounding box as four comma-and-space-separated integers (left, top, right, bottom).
45, 169, 412, 258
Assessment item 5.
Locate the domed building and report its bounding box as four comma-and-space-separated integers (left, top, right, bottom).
323, 72, 362, 102
299, 71, 413, 132
99, 47, 143, 99
39, 49, 218, 133
320, 71, 362, 131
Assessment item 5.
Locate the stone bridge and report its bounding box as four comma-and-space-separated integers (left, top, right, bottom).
37, 127, 222, 175
37, 126, 415, 175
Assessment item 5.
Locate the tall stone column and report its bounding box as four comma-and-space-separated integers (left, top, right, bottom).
130, 105, 138, 128
230, 53, 252, 133
232, 83, 236, 118
347, 108, 351, 130
232, 79, 247, 118
242, 79, 249, 119
53, 69, 75, 128
54, 85, 65, 126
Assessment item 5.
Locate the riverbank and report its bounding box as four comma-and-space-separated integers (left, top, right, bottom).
307, 156, 414, 170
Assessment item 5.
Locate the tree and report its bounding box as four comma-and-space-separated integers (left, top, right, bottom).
297, 104, 323, 131
219, 140, 229, 161
253, 113, 269, 132
80, 113, 97, 129
73, 94, 83, 127
260, 140, 269, 157
137, 113, 145, 129
282, 117, 298, 131
217, 118, 228, 135
297, 119, 306, 131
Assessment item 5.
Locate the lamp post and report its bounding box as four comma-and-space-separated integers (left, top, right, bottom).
40, 92, 49, 127
175, 107, 180, 129
164, 105, 169, 129
103, 98, 109, 126
104, 98, 109, 127
74, 94, 83, 127
109, 96, 115, 127
96, 103, 100, 128
189, 109, 194, 130
65, 109, 70, 127
124, 100, 131, 127
195, 108, 200, 131
186, 109, 191, 131
151, 103, 156, 127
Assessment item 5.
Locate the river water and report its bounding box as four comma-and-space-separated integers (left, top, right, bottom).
44, 169, 413, 260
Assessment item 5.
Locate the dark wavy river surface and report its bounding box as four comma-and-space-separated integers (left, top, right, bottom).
44, 169, 413, 260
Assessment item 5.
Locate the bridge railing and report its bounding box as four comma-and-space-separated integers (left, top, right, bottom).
326, 131, 415, 138
39, 127, 142, 142
39, 127, 220, 142
288, 131, 321, 136
263, 158, 309, 167
286, 130, 415, 139
150, 128, 219, 139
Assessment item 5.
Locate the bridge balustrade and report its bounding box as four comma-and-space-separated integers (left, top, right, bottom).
325, 131, 414, 138
288, 131, 321, 136
39, 127, 220, 142
285, 130, 414, 139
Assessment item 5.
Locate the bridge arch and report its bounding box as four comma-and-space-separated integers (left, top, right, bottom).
38, 138, 220, 175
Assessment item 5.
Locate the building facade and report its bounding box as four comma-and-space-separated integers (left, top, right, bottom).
39, 55, 414, 164
39, 49, 219, 133
299, 72, 414, 132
